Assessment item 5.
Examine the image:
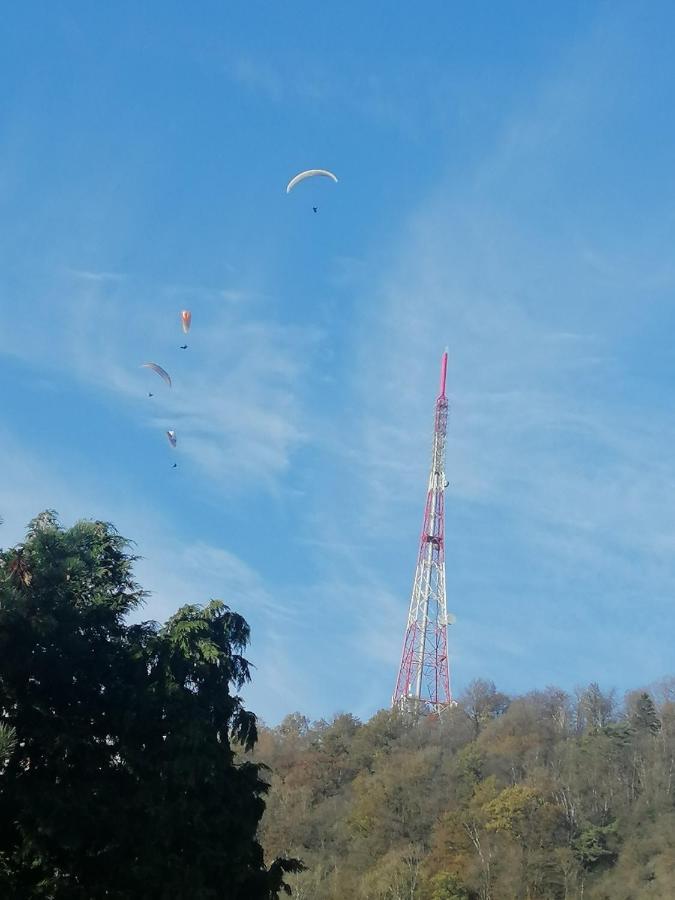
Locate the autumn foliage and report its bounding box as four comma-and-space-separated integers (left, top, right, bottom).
256, 681, 675, 899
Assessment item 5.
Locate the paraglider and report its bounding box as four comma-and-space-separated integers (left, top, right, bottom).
166, 430, 177, 448
181, 310, 192, 334
142, 363, 171, 388
286, 169, 338, 194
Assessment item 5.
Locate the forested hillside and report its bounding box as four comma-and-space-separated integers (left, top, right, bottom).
255, 681, 675, 899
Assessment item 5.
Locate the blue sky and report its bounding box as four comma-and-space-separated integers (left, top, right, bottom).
2, 2, 675, 724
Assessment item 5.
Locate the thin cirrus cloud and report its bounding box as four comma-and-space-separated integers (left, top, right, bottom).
2, 267, 319, 488
3, 3, 675, 722
0, 422, 313, 720
0, 255, 324, 719
302, 21, 675, 701
343, 17, 675, 551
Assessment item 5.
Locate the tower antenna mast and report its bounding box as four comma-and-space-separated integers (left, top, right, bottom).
392, 350, 454, 715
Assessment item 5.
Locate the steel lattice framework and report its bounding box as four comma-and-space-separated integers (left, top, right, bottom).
392, 351, 454, 716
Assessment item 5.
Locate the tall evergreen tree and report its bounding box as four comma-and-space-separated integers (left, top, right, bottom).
628, 692, 661, 735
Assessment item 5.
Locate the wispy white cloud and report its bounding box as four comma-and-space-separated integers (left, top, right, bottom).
65, 268, 127, 283
227, 51, 458, 139
0, 255, 329, 724
0, 422, 314, 721
1, 268, 320, 491
296, 15, 675, 703
2, 3, 674, 725
339, 18, 675, 552
230, 56, 285, 103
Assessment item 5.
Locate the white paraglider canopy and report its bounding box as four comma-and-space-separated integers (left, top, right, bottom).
286, 169, 338, 194
142, 363, 172, 388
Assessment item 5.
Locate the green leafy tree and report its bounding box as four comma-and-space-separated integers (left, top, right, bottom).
0, 512, 300, 899
572, 823, 618, 870
426, 872, 473, 900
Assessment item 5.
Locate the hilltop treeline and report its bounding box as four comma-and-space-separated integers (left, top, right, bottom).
256, 680, 675, 899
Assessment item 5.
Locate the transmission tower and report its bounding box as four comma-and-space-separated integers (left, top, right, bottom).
392, 350, 454, 716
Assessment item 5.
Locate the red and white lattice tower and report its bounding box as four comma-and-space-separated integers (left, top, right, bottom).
392, 350, 454, 716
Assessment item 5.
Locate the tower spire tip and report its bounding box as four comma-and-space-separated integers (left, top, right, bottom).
439, 349, 448, 398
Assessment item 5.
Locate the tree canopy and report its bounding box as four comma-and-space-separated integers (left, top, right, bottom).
0, 511, 299, 899
256, 680, 675, 899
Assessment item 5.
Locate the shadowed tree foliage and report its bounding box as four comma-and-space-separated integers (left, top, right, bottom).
0, 512, 301, 899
